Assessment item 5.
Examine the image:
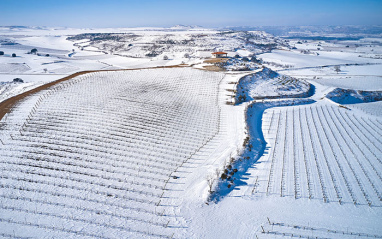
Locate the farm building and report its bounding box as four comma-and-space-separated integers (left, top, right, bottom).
212, 51, 228, 58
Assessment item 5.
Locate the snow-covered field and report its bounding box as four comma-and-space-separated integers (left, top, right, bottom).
260, 103, 382, 206
0, 68, 224, 238
310, 76, 382, 91
0, 26, 382, 238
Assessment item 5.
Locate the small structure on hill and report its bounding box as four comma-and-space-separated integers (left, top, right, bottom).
212, 51, 228, 58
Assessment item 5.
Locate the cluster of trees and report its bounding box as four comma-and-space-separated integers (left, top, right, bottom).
234, 54, 261, 63
145, 52, 159, 57
30, 48, 49, 57
67, 33, 137, 42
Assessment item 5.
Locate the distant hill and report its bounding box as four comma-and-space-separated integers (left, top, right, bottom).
222, 25, 382, 37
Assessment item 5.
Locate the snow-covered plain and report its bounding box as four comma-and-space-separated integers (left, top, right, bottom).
0, 26, 382, 238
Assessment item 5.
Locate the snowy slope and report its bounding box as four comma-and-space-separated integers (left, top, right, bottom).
235, 67, 311, 103
326, 88, 382, 104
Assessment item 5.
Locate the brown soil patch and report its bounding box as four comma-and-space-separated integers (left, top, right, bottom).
202, 65, 225, 72
0, 65, 188, 121
204, 58, 229, 64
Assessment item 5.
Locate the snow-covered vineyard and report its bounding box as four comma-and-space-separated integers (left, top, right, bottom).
0, 68, 223, 238
259, 104, 382, 206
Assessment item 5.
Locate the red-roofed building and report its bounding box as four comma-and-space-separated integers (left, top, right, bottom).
211, 51, 228, 58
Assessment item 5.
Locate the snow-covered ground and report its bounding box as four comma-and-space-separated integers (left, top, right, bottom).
326, 88, 382, 104
310, 76, 382, 91
235, 67, 311, 103
205, 34, 382, 238
0, 26, 382, 238
0, 75, 66, 102
0, 26, 279, 103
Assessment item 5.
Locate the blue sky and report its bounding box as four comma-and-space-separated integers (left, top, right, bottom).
1, 0, 381, 27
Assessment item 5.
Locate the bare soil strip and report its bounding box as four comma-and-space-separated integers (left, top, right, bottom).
0, 65, 187, 121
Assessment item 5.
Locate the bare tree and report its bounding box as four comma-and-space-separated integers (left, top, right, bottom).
206, 174, 215, 193
215, 168, 221, 179
229, 153, 235, 165
334, 65, 341, 74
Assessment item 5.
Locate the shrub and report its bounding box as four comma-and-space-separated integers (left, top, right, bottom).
13, 78, 23, 83
334, 65, 341, 73
0, 51, 4, 55
238, 95, 246, 102
221, 173, 227, 180
163, 55, 169, 60
12, 53, 16, 57
250, 56, 259, 63
243, 136, 250, 146
145, 52, 159, 57
31, 48, 38, 54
